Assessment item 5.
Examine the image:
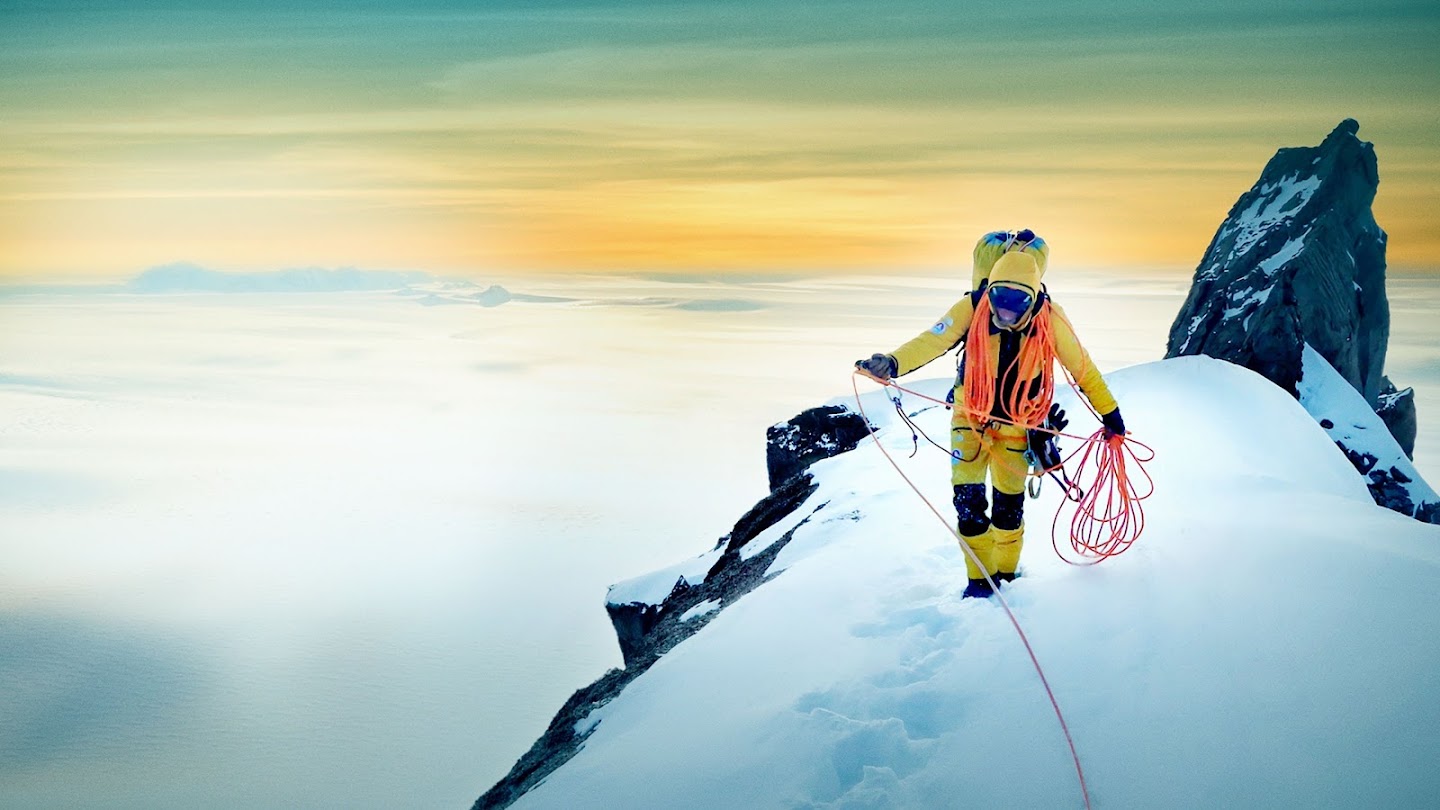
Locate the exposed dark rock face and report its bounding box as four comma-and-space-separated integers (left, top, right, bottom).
1165, 120, 1414, 456
477, 477, 824, 809
605, 473, 820, 668
1377, 377, 1418, 460
1166, 119, 1434, 522
1367, 466, 1416, 517
478, 404, 875, 809
628, 480, 823, 670
472, 668, 631, 810
766, 405, 873, 491
1417, 501, 1440, 524
1334, 441, 1421, 517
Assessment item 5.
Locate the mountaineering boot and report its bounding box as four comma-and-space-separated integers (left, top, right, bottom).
993, 571, 1018, 585
962, 578, 995, 599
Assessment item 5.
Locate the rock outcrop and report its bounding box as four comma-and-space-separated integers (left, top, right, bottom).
474, 405, 872, 809
1377, 378, 1418, 455
604, 473, 821, 668
766, 404, 872, 490
1166, 120, 1411, 441
1165, 119, 1432, 521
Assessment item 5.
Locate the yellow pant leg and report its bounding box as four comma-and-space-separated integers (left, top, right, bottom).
951, 419, 994, 578
949, 420, 987, 488
992, 526, 1024, 574
988, 425, 1030, 575
962, 530, 994, 580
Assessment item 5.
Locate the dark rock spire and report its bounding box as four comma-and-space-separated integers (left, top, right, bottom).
1166, 119, 1415, 456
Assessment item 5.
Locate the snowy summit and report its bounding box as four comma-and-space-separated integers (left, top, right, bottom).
478, 357, 1440, 809
476, 120, 1440, 809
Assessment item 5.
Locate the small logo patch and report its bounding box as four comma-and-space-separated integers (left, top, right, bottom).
930, 317, 953, 335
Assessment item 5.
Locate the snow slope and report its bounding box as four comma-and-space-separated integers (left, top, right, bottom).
513, 357, 1440, 809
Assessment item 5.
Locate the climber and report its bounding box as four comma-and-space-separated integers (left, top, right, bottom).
856, 230, 1126, 599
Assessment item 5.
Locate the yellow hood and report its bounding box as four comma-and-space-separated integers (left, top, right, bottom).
986, 251, 1044, 330
988, 250, 1043, 294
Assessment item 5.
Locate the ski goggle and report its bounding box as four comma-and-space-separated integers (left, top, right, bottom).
987, 284, 1035, 328
981, 229, 1045, 252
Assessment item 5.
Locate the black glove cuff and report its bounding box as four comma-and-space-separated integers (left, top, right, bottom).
1101, 408, 1126, 436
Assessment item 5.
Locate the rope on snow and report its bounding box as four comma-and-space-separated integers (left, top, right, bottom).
850, 372, 1092, 810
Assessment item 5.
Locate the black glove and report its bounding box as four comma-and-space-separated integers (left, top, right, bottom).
1027, 403, 1068, 471
1045, 403, 1068, 433
855, 353, 898, 381
1101, 408, 1126, 439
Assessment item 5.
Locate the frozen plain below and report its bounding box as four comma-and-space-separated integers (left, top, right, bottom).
1, 268, 1437, 808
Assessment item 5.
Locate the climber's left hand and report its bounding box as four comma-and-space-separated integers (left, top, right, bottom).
855, 353, 898, 381
1101, 408, 1126, 440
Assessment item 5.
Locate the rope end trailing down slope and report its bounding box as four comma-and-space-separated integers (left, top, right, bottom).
849, 370, 1092, 810
849, 366, 1159, 809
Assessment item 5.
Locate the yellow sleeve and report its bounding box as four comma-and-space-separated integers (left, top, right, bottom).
1050, 302, 1119, 416
890, 296, 975, 376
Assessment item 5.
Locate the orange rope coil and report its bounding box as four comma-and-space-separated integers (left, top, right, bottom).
1052, 430, 1155, 565
963, 296, 1057, 430
856, 360, 1153, 566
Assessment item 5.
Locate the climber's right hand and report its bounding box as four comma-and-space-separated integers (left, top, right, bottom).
855, 353, 898, 381
1045, 403, 1069, 433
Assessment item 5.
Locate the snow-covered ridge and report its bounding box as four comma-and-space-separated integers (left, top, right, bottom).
1299, 344, 1439, 521
477, 357, 1440, 809
605, 490, 819, 609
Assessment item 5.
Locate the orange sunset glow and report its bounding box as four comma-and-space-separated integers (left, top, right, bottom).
3, 3, 1438, 279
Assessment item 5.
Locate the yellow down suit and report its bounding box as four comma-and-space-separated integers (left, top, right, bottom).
887, 244, 1118, 581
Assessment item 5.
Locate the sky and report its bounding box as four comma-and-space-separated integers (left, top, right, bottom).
2, 0, 1438, 279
